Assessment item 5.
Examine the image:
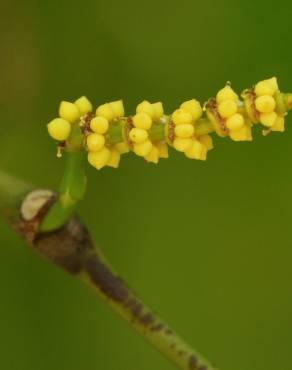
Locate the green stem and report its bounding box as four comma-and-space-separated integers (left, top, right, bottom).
40, 150, 87, 232
79, 248, 216, 370
0, 170, 217, 370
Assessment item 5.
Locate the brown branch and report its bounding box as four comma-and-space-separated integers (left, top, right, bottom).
3, 181, 217, 370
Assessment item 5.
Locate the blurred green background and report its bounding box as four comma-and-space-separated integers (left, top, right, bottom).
1, 1, 292, 369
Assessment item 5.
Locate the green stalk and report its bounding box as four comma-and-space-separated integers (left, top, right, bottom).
0, 169, 217, 370
40, 150, 87, 232
79, 249, 216, 370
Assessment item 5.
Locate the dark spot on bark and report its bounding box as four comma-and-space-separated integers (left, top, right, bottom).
139, 312, 155, 326
178, 350, 186, 357
189, 355, 198, 369
198, 367, 207, 370
150, 323, 164, 332
85, 254, 157, 328
85, 254, 129, 303
124, 298, 143, 317
165, 328, 173, 335
170, 343, 176, 349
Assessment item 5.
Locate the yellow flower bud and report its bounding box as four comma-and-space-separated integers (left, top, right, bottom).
136, 100, 154, 118
260, 112, 277, 127
132, 112, 152, 130
133, 139, 153, 157
86, 133, 105, 152
115, 142, 130, 154
173, 137, 193, 152
271, 115, 285, 132
107, 149, 121, 168
152, 102, 164, 121
185, 140, 207, 160
74, 96, 92, 115
174, 123, 194, 138
255, 95, 276, 113
90, 116, 109, 134
47, 118, 71, 141
216, 85, 238, 103
199, 135, 213, 150
226, 113, 245, 131
88, 147, 111, 170
180, 99, 202, 121
217, 100, 238, 118
129, 128, 148, 143
268, 77, 279, 92
255, 81, 275, 97
59, 101, 80, 123
144, 146, 159, 164
109, 100, 125, 118
156, 142, 169, 158
172, 109, 193, 125
229, 125, 252, 141
255, 77, 278, 97
96, 103, 115, 121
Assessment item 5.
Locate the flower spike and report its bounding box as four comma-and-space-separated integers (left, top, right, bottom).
47, 77, 292, 170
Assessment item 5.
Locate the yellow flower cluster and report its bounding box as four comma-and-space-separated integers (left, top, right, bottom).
130, 100, 168, 163
47, 97, 92, 141
87, 100, 129, 170
253, 77, 285, 133
171, 100, 213, 160
47, 76, 290, 170
207, 85, 252, 141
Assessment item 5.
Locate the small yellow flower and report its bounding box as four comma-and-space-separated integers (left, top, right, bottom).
173, 137, 193, 152
109, 100, 125, 118
180, 99, 202, 121
88, 147, 111, 170
216, 85, 238, 103
260, 112, 277, 127
185, 140, 207, 160
59, 101, 80, 123
255, 77, 278, 97
144, 146, 159, 163
96, 103, 115, 121
156, 142, 169, 158
217, 100, 238, 118
133, 140, 153, 156
152, 102, 164, 121
133, 112, 152, 130
74, 96, 92, 115
90, 116, 109, 134
107, 149, 121, 168
174, 123, 194, 138
271, 115, 285, 132
47, 118, 71, 141
229, 124, 252, 141
129, 128, 148, 143
86, 133, 105, 152
172, 109, 193, 125
136, 100, 155, 118
255, 95, 276, 113
226, 113, 245, 131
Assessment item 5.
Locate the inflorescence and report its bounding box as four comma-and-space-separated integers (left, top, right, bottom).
47, 77, 292, 170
